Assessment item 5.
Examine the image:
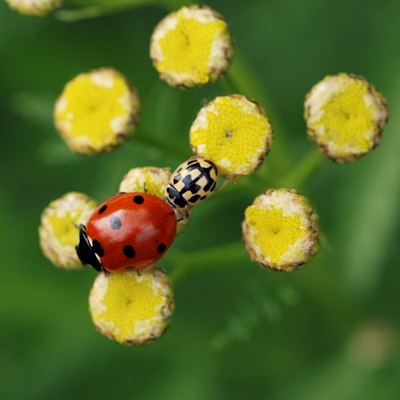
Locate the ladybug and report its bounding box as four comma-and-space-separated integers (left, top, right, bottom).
165, 157, 218, 211
76, 192, 177, 273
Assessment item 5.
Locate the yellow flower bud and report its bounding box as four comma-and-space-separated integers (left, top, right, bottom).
89, 267, 174, 346
305, 73, 389, 163
190, 95, 274, 179
39, 192, 97, 270
242, 189, 320, 272
54, 68, 140, 156
118, 166, 171, 199
150, 5, 233, 88
6, 0, 61, 16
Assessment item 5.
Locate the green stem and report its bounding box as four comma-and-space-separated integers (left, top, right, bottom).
220, 53, 294, 186
134, 127, 191, 160
280, 147, 325, 189
58, 0, 192, 21
167, 241, 250, 286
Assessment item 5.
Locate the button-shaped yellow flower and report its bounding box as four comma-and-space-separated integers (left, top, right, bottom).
6, 0, 61, 16
190, 95, 274, 179
54, 68, 140, 156
119, 166, 171, 199
305, 73, 389, 163
89, 268, 174, 346
242, 189, 319, 272
39, 192, 97, 270
150, 5, 233, 88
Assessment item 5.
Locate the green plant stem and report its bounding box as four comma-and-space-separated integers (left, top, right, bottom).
58, 0, 192, 21
167, 241, 250, 286
57, 1, 150, 21
280, 147, 325, 189
220, 53, 293, 178
134, 127, 191, 160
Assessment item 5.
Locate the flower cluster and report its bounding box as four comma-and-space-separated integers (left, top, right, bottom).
35, 5, 388, 345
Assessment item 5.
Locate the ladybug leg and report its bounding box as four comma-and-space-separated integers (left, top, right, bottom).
218, 178, 232, 190
136, 270, 141, 277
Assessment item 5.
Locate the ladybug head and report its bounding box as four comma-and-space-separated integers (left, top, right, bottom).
76, 224, 103, 272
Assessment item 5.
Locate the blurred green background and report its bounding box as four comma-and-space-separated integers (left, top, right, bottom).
1, 0, 400, 399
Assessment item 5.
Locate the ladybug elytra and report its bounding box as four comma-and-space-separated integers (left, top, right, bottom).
76, 193, 177, 273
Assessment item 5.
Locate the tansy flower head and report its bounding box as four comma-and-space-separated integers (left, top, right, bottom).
6, 0, 62, 16
150, 5, 233, 88
118, 166, 190, 234
242, 189, 319, 272
305, 73, 389, 163
190, 95, 274, 179
54, 68, 140, 156
89, 267, 174, 346
119, 166, 171, 198
39, 192, 97, 270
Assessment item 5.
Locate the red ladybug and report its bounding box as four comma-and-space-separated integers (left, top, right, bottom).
76, 192, 177, 272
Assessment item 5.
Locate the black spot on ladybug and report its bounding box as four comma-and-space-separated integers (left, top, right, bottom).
187, 161, 201, 170
110, 215, 122, 230
98, 205, 107, 214
133, 195, 144, 205
167, 185, 187, 208
125, 266, 137, 271
92, 239, 104, 257
157, 243, 167, 253
123, 245, 136, 259
188, 194, 201, 204
173, 174, 182, 184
